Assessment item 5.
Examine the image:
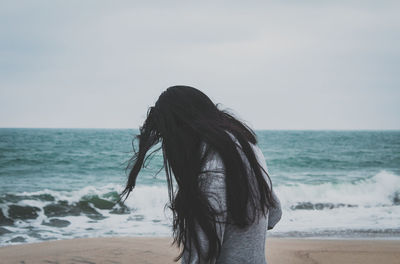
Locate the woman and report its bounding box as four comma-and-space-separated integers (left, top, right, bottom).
118, 85, 282, 264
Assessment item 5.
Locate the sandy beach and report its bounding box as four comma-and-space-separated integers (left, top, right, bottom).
0, 237, 399, 264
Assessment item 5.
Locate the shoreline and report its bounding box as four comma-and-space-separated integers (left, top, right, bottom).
2, 233, 400, 249
1, 237, 400, 264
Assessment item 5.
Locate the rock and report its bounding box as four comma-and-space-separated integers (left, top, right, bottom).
291, 202, 314, 210
43, 200, 80, 217
77, 201, 106, 220
43, 200, 105, 220
41, 218, 71, 228
0, 227, 12, 235
0, 209, 14, 226
87, 196, 115, 210
8, 205, 40, 220
8, 236, 26, 242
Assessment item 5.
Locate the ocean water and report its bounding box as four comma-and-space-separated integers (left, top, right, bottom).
0, 128, 399, 246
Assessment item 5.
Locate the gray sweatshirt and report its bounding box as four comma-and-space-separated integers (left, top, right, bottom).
181, 138, 282, 264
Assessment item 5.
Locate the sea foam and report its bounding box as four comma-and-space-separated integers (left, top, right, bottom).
1, 170, 399, 246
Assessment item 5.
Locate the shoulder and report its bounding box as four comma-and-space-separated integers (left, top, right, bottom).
224, 130, 266, 171
199, 141, 225, 173
198, 141, 226, 194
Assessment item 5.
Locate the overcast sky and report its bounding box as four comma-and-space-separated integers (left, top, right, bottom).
1, 1, 399, 130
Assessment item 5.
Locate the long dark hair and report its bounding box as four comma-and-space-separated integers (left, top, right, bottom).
118, 85, 276, 262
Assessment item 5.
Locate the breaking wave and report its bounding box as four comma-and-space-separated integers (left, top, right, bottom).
1, 170, 400, 246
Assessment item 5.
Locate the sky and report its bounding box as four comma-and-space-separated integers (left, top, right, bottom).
0, 1, 399, 130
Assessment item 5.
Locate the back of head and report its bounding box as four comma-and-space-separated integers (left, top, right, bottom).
154, 85, 220, 131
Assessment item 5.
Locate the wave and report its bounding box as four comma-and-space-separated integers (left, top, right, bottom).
1, 171, 400, 246
0, 184, 172, 246
270, 170, 400, 235
275, 170, 400, 210
0, 184, 169, 222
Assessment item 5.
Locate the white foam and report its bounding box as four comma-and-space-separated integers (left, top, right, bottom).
0, 184, 173, 246
271, 170, 400, 234
2, 170, 400, 246
275, 170, 400, 209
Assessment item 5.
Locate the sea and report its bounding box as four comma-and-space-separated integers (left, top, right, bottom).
0, 128, 399, 246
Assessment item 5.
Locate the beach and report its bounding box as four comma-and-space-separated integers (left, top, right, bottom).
0, 237, 399, 264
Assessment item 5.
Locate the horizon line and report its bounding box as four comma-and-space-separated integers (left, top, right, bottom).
0, 126, 399, 131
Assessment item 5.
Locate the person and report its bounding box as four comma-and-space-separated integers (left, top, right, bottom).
118, 85, 282, 264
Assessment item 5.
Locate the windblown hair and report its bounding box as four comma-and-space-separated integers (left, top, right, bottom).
118, 85, 276, 262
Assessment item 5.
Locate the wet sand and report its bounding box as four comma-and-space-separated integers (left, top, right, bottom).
0, 237, 399, 264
